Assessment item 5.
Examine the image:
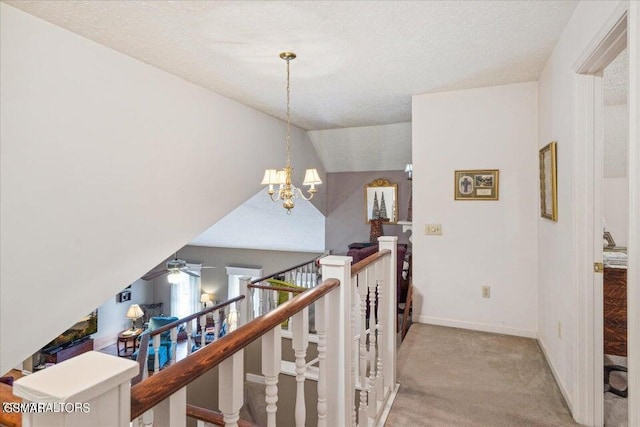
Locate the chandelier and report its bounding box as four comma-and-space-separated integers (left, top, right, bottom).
261, 52, 321, 214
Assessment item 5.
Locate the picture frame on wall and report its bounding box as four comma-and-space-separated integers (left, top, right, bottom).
116, 285, 132, 303
364, 178, 398, 224
454, 169, 499, 200
539, 141, 558, 221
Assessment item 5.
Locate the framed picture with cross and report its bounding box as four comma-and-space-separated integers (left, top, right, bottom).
454, 169, 499, 200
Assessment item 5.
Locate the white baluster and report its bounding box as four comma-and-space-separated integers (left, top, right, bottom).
351, 275, 358, 427
375, 276, 384, 400
152, 387, 186, 427
358, 269, 368, 424
186, 320, 193, 355
213, 309, 220, 341
262, 326, 281, 427
199, 314, 207, 348
367, 271, 377, 417
316, 296, 328, 427
292, 307, 309, 427
379, 237, 398, 390
170, 327, 178, 365
152, 334, 161, 373
219, 350, 244, 427
239, 276, 251, 325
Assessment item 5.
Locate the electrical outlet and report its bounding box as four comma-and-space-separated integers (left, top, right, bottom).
425, 224, 442, 235
557, 321, 562, 339
481, 286, 490, 298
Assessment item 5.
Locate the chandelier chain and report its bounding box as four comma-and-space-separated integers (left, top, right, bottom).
285, 57, 291, 169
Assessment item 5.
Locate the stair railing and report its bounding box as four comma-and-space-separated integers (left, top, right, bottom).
11, 237, 398, 427
132, 295, 246, 384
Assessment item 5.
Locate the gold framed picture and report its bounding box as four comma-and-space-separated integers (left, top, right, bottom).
364, 178, 398, 223
539, 141, 558, 221
454, 169, 499, 200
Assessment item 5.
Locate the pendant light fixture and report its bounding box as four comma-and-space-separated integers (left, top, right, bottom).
261, 52, 321, 214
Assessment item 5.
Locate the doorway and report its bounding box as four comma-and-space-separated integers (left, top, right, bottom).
573, 3, 639, 426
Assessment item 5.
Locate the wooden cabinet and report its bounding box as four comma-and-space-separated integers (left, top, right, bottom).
44, 338, 94, 364
603, 268, 626, 356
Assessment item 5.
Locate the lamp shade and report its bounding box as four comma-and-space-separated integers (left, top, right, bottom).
200, 294, 211, 303
303, 168, 322, 186
126, 304, 144, 320
261, 169, 279, 185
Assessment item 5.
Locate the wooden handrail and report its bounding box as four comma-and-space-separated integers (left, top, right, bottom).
130, 278, 340, 420
0, 382, 21, 427
148, 296, 245, 337
186, 404, 260, 427
351, 249, 390, 276
247, 283, 307, 294
249, 256, 320, 285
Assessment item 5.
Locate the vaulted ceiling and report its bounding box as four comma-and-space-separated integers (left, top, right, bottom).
7, 0, 579, 171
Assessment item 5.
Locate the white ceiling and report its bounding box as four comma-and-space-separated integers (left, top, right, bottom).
6, 0, 578, 133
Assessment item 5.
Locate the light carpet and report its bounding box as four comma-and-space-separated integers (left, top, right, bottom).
385, 324, 578, 427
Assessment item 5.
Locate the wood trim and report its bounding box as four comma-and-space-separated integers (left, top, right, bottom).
130, 278, 340, 420
0, 382, 21, 427
351, 249, 390, 276
186, 404, 260, 427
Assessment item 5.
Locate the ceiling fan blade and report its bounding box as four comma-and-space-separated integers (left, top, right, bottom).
200, 266, 217, 269
141, 269, 169, 281
184, 270, 200, 278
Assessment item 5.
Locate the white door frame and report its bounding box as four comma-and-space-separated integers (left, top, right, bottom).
573, 2, 639, 426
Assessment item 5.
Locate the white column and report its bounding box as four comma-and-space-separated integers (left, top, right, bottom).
13, 351, 138, 427
292, 307, 309, 427
378, 236, 397, 390
262, 326, 281, 427
320, 255, 353, 427
219, 350, 244, 427
238, 276, 251, 326
316, 296, 327, 427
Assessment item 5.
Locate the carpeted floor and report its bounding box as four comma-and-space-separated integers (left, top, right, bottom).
385, 324, 578, 427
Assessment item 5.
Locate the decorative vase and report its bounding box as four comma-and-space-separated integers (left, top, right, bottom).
370, 218, 383, 244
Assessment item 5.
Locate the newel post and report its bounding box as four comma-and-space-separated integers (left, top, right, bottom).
320, 255, 352, 427
378, 236, 397, 389
12, 351, 138, 427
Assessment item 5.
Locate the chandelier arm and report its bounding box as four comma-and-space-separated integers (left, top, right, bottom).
293, 187, 316, 201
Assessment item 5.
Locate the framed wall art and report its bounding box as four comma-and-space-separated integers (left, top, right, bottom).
454, 169, 499, 200
364, 178, 398, 223
539, 141, 558, 221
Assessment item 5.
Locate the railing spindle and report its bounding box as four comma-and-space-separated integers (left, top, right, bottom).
262, 326, 281, 427
375, 277, 384, 400
367, 272, 377, 417
292, 307, 309, 427
170, 327, 178, 365
351, 275, 358, 427
219, 350, 244, 427
186, 320, 194, 356
200, 314, 207, 348
357, 269, 368, 424
316, 296, 328, 427
153, 334, 161, 373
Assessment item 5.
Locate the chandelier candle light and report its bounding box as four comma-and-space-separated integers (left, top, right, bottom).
261, 52, 321, 214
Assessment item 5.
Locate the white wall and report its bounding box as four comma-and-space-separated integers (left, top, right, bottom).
536, 0, 625, 415
603, 178, 629, 247
190, 187, 325, 253
412, 82, 539, 338
0, 4, 325, 375
93, 279, 153, 349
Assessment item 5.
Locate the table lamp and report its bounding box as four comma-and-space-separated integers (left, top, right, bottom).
126, 304, 144, 331
200, 293, 211, 309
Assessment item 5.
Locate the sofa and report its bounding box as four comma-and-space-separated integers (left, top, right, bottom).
132, 316, 178, 371
347, 243, 409, 303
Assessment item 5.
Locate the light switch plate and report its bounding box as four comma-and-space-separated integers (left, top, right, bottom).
425, 224, 442, 235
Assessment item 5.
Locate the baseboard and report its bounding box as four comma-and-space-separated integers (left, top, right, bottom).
536, 334, 573, 414
93, 335, 116, 350
417, 315, 537, 338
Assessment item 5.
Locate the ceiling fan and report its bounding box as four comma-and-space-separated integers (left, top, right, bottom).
141, 253, 215, 283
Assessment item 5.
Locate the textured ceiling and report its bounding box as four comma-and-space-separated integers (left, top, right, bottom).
6, 0, 578, 132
